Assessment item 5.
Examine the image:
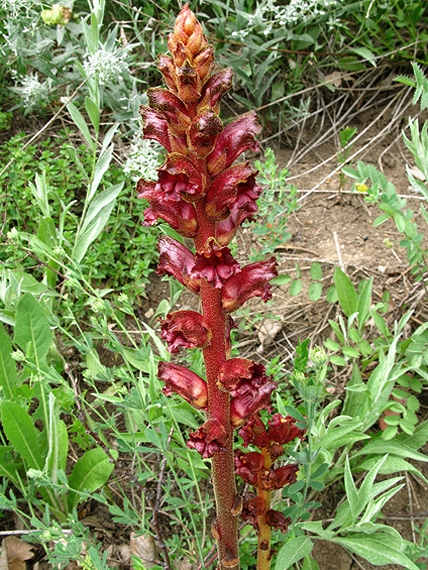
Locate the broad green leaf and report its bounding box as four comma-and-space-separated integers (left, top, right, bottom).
310, 262, 322, 281
302, 555, 320, 570
334, 268, 357, 317
68, 447, 115, 509
349, 46, 377, 67
1, 400, 43, 469
330, 534, 419, 569
308, 282, 322, 301
14, 293, 53, 365
289, 279, 302, 296
397, 418, 428, 450
121, 347, 150, 372
272, 274, 291, 286
74, 183, 123, 262
357, 277, 372, 329
275, 536, 313, 570
0, 323, 18, 398
341, 346, 360, 358
66, 102, 95, 150
45, 394, 68, 484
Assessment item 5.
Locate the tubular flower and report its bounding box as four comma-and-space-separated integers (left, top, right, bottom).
147, 88, 190, 134
191, 238, 240, 289
159, 361, 208, 409
230, 380, 277, 428
265, 510, 291, 534
218, 359, 272, 398
160, 310, 211, 353
141, 192, 198, 237
198, 68, 233, 114
238, 413, 271, 449
189, 109, 223, 158
157, 236, 200, 294
207, 111, 262, 177
267, 414, 307, 445
259, 464, 299, 491
187, 419, 227, 458
222, 257, 279, 313
205, 163, 259, 221
235, 451, 265, 486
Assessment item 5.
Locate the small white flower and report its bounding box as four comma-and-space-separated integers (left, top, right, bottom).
124, 137, 162, 182
11, 73, 51, 110
2, 0, 38, 17
83, 45, 130, 86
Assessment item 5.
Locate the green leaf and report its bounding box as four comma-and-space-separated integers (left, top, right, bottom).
289, 279, 303, 296
302, 555, 320, 570
341, 346, 360, 358
353, 438, 428, 463
74, 183, 123, 262
308, 282, 322, 301
0, 446, 21, 486
14, 293, 53, 365
334, 267, 357, 317
357, 277, 372, 329
85, 97, 100, 134
87, 145, 114, 205
0, 323, 18, 399
0, 400, 44, 469
272, 274, 292, 286
68, 447, 115, 509
66, 102, 95, 150
310, 262, 322, 281
349, 47, 377, 67
275, 536, 313, 570
330, 534, 419, 569
330, 355, 346, 366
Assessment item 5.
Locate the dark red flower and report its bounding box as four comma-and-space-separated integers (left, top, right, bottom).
267, 414, 307, 445
191, 238, 241, 289
159, 361, 208, 409
205, 163, 257, 221
160, 310, 211, 353
235, 451, 265, 486
141, 107, 172, 152
157, 237, 200, 294
189, 109, 223, 158
238, 413, 271, 449
187, 419, 227, 458
222, 257, 278, 313
259, 464, 299, 490
241, 493, 266, 529
147, 88, 190, 134
139, 190, 198, 238
265, 510, 291, 534
230, 380, 277, 428
198, 68, 233, 114
157, 54, 178, 94
218, 359, 270, 397
207, 111, 262, 176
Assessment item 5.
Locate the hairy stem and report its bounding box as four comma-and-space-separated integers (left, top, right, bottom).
257, 449, 273, 570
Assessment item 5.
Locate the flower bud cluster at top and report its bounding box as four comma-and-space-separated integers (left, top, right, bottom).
136, 4, 304, 541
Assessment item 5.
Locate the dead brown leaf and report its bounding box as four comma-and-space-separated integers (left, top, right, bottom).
1, 536, 35, 570
130, 533, 159, 569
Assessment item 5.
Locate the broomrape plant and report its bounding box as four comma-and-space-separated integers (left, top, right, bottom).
135, 6, 305, 569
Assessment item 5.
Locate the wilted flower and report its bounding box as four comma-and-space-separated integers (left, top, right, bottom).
267, 414, 307, 445
230, 380, 277, 428
259, 464, 299, 490
265, 510, 291, 533
235, 451, 265, 486
187, 419, 227, 458
158, 361, 208, 409
160, 310, 211, 353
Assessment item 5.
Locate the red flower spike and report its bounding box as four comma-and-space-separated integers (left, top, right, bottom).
189, 109, 223, 158
235, 451, 265, 486
157, 237, 200, 294
241, 494, 266, 529
159, 361, 208, 409
187, 419, 227, 458
141, 107, 172, 152
222, 257, 279, 313
157, 54, 178, 93
139, 190, 198, 238
198, 68, 234, 114
218, 359, 270, 398
193, 46, 215, 81
160, 310, 211, 353
191, 238, 241, 289
147, 88, 190, 134
205, 162, 257, 221
259, 464, 299, 491
238, 413, 271, 449
230, 380, 277, 428
267, 414, 307, 445
152, 153, 206, 201
169, 5, 206, 62
176, 61, 203, 104
265, 510, 291, 534
207, 111, 262, 177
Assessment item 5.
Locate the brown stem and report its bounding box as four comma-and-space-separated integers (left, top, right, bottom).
257, 449, 273, 570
